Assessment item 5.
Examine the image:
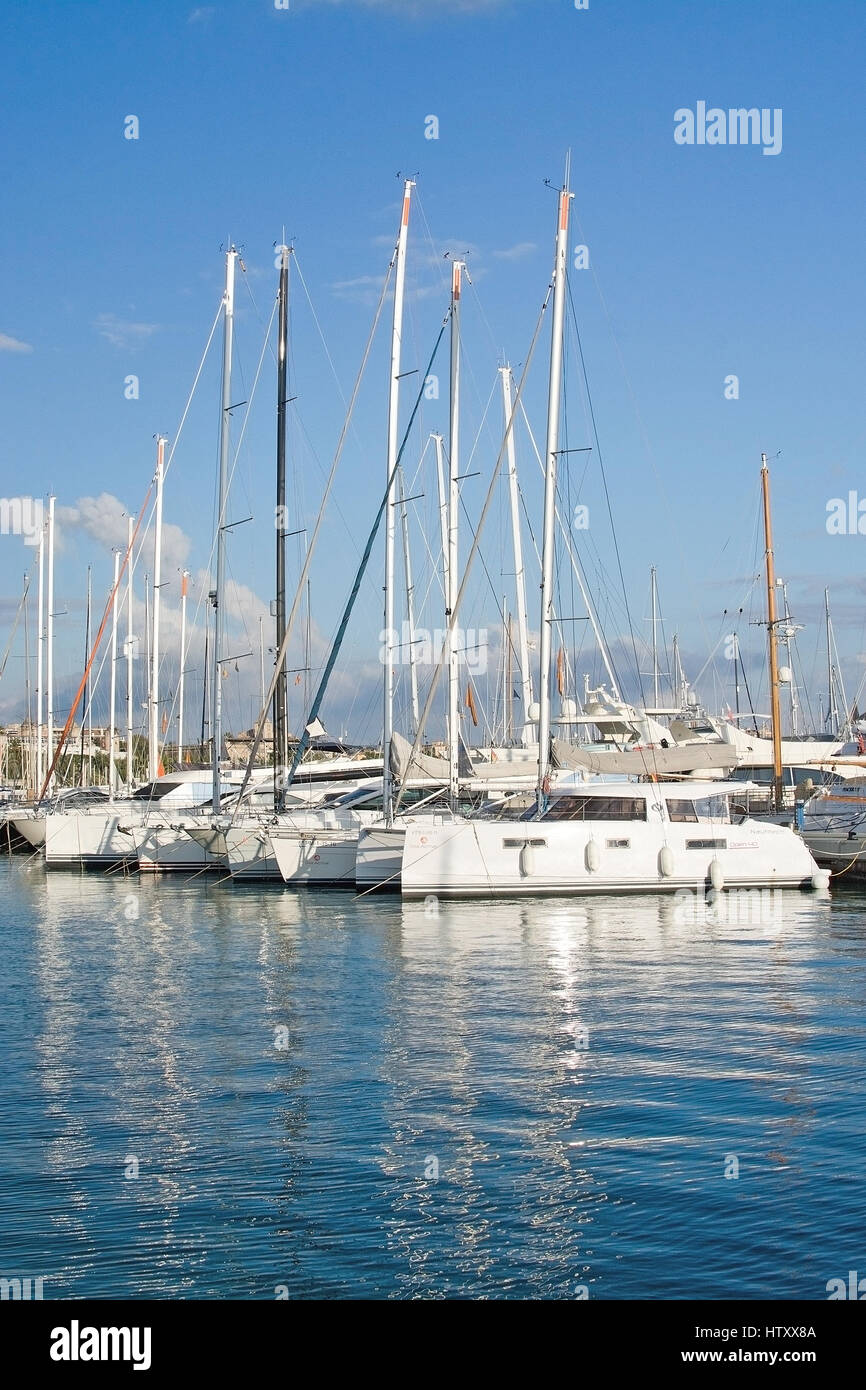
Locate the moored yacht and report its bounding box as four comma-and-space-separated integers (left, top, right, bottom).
400, 776, 828, 899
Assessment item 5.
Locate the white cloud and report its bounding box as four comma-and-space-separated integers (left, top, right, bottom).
188, 6, 214, 22
94, 314, 160, 350
0, 332, 33, 353
58, 493, 192, 573
493, 241, 537, 261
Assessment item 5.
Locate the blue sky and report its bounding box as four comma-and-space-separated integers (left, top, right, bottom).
1, 0, 865, 744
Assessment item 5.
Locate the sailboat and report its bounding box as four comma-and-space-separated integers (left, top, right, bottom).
399, 167, 828, 900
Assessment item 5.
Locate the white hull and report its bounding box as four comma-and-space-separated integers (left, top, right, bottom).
42, 810, 140, 867
401, 815, 824, 898
268, 826, 362, 885
131, 821, 222, 874
11, 814, 46, 849
184, 822, 279, 880
354, 825, 406, 891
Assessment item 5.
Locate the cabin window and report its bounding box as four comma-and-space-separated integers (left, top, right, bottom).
541, 796, 647, 822
686, 838, 727, 850
666, 796, 730, 823
502, 837, 546, 848
606, 838, 630, 848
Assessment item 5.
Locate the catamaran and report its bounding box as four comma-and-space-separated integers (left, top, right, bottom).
396, 164, 828, 902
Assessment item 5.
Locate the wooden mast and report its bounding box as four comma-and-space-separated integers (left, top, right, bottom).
760, 452, 784, 810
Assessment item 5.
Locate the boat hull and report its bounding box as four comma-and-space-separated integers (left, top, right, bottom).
401, 817, 825, 898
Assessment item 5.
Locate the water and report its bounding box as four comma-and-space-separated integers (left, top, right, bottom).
2, 857, 865, 1300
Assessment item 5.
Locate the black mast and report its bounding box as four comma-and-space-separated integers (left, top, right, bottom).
274, 243, 290, 811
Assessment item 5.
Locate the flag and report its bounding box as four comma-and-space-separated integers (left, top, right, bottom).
556, 647, 565, 697
306, 717, 326, 738
161, 709, 168, 736
157, 758, 165, 777
466, 683, 478, 727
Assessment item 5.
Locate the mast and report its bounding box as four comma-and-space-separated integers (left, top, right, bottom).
108, 549, 120, 796
200, 610, 209, 762
212, 247, 238, 813
672, 632, 682, 706
760, 452, 784, 810
87, 565, 93, 784
80, 565, 91, 785
433, 433, 448, 594
824, 588, 839, 734
650, 565, 660, 709
382, 180, 413, 824
779, 579, 801, 736
500, 366, 534, 745
23, 567, 32, 790
177, 570, 189, 768
126, 515, 134, 788
537, 166, 572, 804
505, 605, 514, 744
259, 615, 266, 719
274, 242, 290, 810
149, 436, 166, 782
45, 494, 55, 795
447, 259, 465, 809
35, 526, 44, 792
398, 466, 420, 738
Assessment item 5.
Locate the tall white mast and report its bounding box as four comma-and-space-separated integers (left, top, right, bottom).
433, 433, 448, 592
177, 570, 189, 768
382, 180, 413, 824
537, 168, 572, 802
108, 549, 120, 796
398, 466, 420, 738
126, 515, 134, 788
45, 494, 55, 794
149, 436, 166, 781
447, 260, 465, 807
500, 366, 534, 745
35, 525, 44, 791
650, 565, 660, 709
824, 588, 838, 733
212, 247, 238, 813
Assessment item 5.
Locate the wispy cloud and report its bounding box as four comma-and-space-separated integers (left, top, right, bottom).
188, 6, 214, 23
0, 332, 33, 353
94, 314, 160, 350
493, 241, 537, 261
300, 0, 519, 12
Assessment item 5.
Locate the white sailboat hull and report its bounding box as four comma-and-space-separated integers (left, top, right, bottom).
42, 810, 140, 868
268, 827, 362, 886
354, 825, 406, 891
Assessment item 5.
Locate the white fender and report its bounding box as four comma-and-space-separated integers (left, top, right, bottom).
585, 839, 601, 873
519, 842, 535, 877
709, 858, 724, 892
658, 845, 674, 878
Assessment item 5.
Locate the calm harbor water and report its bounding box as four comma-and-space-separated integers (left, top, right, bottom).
1, 856, 864, 1300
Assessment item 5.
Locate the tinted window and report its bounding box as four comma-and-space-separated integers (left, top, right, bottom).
542, 796, 647, 822
667, 796, 730, 823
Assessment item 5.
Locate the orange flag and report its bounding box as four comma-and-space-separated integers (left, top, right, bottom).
466, 683, 478, 727
556, 647, 565, 697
